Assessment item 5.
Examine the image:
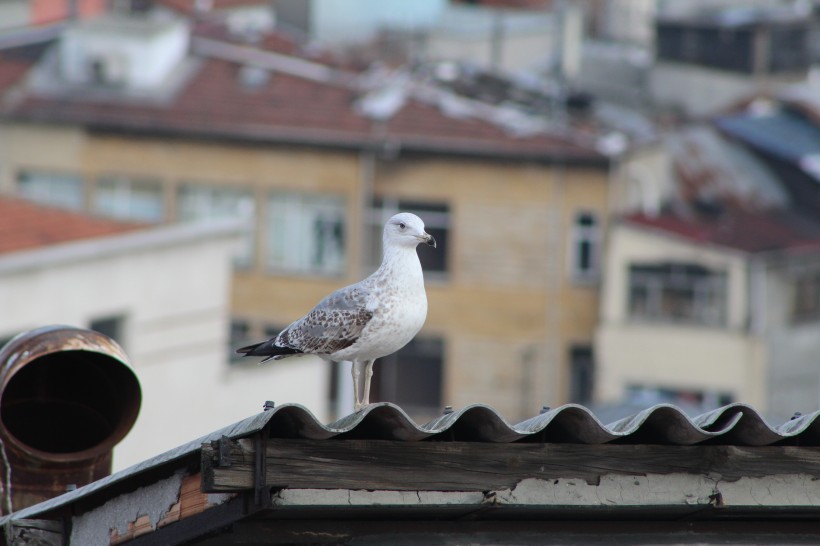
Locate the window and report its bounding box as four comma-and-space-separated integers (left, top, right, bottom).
769, 27, 810, 74
266, 192, 345, 275
93, 176, 164, 222
17, 171, 84, 211
570, 211, 600, 283
793, 271, 820, 323
568, 345, 594, 405
369, 336, 444, 415
229, 319, 251, 363
367, 199, 449, 277
628, 262, 727, 326
89, 315, 125, 348
178, 185, 256, 268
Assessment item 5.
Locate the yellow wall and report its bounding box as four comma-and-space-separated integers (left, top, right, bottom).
0, 123, 612, 419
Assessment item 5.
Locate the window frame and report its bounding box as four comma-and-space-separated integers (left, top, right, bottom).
367, 334, 445, 417
793, 270, 820, 324
265, 191, 347, 277
93, 174, 165, 223
177, 183, 257, 269
569, 210, 601, 284
16, 170, 86, 211
627, 262, 728, 326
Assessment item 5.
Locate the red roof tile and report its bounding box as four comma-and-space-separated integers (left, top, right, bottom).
626, 210, 820, 254
0, 197, 143, 255
0, 31, 605, 163
0, 55, 31, 94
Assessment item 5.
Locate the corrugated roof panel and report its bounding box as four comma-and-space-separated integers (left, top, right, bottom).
6, 401, 820, 523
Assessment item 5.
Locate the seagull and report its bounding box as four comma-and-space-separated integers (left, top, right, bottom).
236, 212, 436, 412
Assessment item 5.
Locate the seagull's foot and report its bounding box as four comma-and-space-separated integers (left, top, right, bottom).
353, 402, 371, 413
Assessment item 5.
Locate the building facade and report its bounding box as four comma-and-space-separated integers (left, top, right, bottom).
596, 212, 820, 421
0, 12, 657, 422
0, 198, 329, 471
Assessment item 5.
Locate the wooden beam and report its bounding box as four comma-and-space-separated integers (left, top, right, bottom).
201, 439, 820, 494
5, 519, 64, 546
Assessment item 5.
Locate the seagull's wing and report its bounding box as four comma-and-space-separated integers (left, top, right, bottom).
282, 283, 373, 355
237, 282, 373, 362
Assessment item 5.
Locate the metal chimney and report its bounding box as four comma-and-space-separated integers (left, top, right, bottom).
0, 325, 141, 512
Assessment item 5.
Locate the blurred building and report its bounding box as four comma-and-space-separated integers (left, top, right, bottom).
0, 10, 658, 421
715, 94, 820, 216
597, 209, 820, 421
651, 5, 814, 116
0, 197, 322, 471
0, 0, 107, 30
596, 118, 820, 421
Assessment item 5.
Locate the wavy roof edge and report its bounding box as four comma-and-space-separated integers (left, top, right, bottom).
4, 401, 820, 523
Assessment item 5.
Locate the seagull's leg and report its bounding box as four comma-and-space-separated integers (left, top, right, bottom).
351, 360, 365, 412
362, 360, 375, 406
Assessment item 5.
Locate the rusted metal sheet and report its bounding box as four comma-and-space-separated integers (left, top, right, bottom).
0, 325, 141, 512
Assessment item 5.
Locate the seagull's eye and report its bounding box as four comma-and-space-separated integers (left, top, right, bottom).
398, 222, 406, 230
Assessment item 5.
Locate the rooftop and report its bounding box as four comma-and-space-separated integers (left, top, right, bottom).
4, 401, 820, 544
0, 20, 622, 164
625, 209, 820, 255
0, 197, 142, 255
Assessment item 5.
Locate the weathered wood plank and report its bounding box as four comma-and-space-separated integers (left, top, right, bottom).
6, 519, 64, 546
201, 439, 820, 494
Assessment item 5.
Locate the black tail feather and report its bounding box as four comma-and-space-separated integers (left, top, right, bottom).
236, 339, 302, 361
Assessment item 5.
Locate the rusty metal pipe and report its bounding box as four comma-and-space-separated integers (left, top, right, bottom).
0, 325, 141, 511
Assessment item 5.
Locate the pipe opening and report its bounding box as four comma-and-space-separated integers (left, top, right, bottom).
1, 350, 140, 455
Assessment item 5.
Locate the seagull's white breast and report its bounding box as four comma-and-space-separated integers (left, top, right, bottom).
330, 249, 428, 362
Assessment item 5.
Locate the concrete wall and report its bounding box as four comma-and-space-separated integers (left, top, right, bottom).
763, 259, 820, 421
650, 63, 804, 117
0, 222, 328, 470
60, 16, 189, 89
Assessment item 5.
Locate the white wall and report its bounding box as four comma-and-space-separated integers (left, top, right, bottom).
0, 223, 329, 470
60, 15, 189, 89
763, 261, 820, 421
427, 6, 556, 73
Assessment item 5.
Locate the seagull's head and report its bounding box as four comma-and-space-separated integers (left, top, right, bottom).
384, 212, 436, 249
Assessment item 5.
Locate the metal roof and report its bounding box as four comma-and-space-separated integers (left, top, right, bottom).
716, 109, 820, 164
4, 401, 820, 524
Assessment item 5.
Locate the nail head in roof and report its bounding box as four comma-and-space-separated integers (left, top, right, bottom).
540, 406, 551, 414
443, 405, 453, 415
263, 401, 275, 411
792, 412, 803, 420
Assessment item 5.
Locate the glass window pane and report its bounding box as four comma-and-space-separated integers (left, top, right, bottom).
266, 192, 345, 275
571, 211, 599, 282
17, 171, 84, 211
627, 262, 726, 326
94, 176, 164, 222
371, 336, 443, 413
178, 184, 255, 268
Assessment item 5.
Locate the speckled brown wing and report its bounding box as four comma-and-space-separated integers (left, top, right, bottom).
276, 284, 373, 356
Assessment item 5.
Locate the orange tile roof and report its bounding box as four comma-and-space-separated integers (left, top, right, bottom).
0, 197, 144, 255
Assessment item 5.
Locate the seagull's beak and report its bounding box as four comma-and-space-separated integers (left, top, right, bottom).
423, 232, 436, 248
